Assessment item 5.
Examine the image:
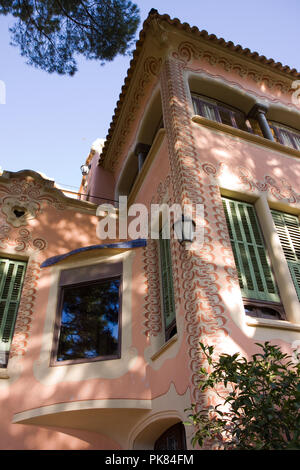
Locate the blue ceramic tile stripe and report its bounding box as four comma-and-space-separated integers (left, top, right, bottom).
40, 239, 147, 268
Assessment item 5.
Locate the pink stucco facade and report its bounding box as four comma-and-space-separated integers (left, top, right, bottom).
0, 11, 300, 450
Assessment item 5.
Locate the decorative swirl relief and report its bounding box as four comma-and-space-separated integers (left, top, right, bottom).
0, 222, 47, 361
173, 41, 293, 95
0, 226, 47, 252
144, 56, 162, 77
0, 177, 65, 227
0, 224, 11, 248
104, 56, 162, 171
160, 58, 230, 411
10, 260, 41, 360
0, 177, 50, 362
142, 239, 162, 336
142, 174, 181, 337
201, 162, 225, 177
15, 228, 47, 252
237, 166, 300, 204
196, 161, 300, 205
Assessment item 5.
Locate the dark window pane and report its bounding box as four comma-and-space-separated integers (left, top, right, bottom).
191, 95, 202, 116
201, 102, 220, 122
292, 133, 300, 150
154, 423, 187, 450
278, 129, 295, 148
191, 94, 250, 132
218, 106, 234, 127
191, 95, 219, 121
56, 278, 120, 362
159, 232, 176, 341
244, 305, 282, 320
234, 112, 252, 132
270, 123, 300, 150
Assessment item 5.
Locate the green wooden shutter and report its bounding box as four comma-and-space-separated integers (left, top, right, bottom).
271, 210, 300, 300
159, 233, 176, 332
222, 198, 280, 302
0, 258, 27, 367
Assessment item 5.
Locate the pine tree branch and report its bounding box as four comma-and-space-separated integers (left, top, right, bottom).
21, 0, 55, 47
54, 0, 90, 29
78, 0, 101, 30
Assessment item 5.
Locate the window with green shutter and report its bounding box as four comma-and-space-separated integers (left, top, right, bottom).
271, 210, 300, 300
159, 231, 176, 341
0, 258, 27, 367
222, 198, 280, 305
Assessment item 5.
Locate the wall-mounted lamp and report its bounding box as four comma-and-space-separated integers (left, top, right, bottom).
80, 164, 90, 176
173, 214, 196, 245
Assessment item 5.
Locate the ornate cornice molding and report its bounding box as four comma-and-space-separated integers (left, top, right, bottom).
0, 170, 96, 214
145, 11, 299, 79
173, 41, 294, 95
147, 17, 170, 49
0, 175, 65, 228
96, 10, 299, 171
99, 55, 162, 172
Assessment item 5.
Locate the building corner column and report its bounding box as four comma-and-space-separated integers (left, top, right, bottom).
159, 56, 235, 406
248, 103, 275, 141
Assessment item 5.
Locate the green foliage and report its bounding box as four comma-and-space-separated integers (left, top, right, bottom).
186, 342, 300, 450
0, 0, 140, 75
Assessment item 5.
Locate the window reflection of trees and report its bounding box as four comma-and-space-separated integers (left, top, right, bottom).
56, 278, 121, 362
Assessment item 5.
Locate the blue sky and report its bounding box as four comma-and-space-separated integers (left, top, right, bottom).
0, 0, 299, 192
